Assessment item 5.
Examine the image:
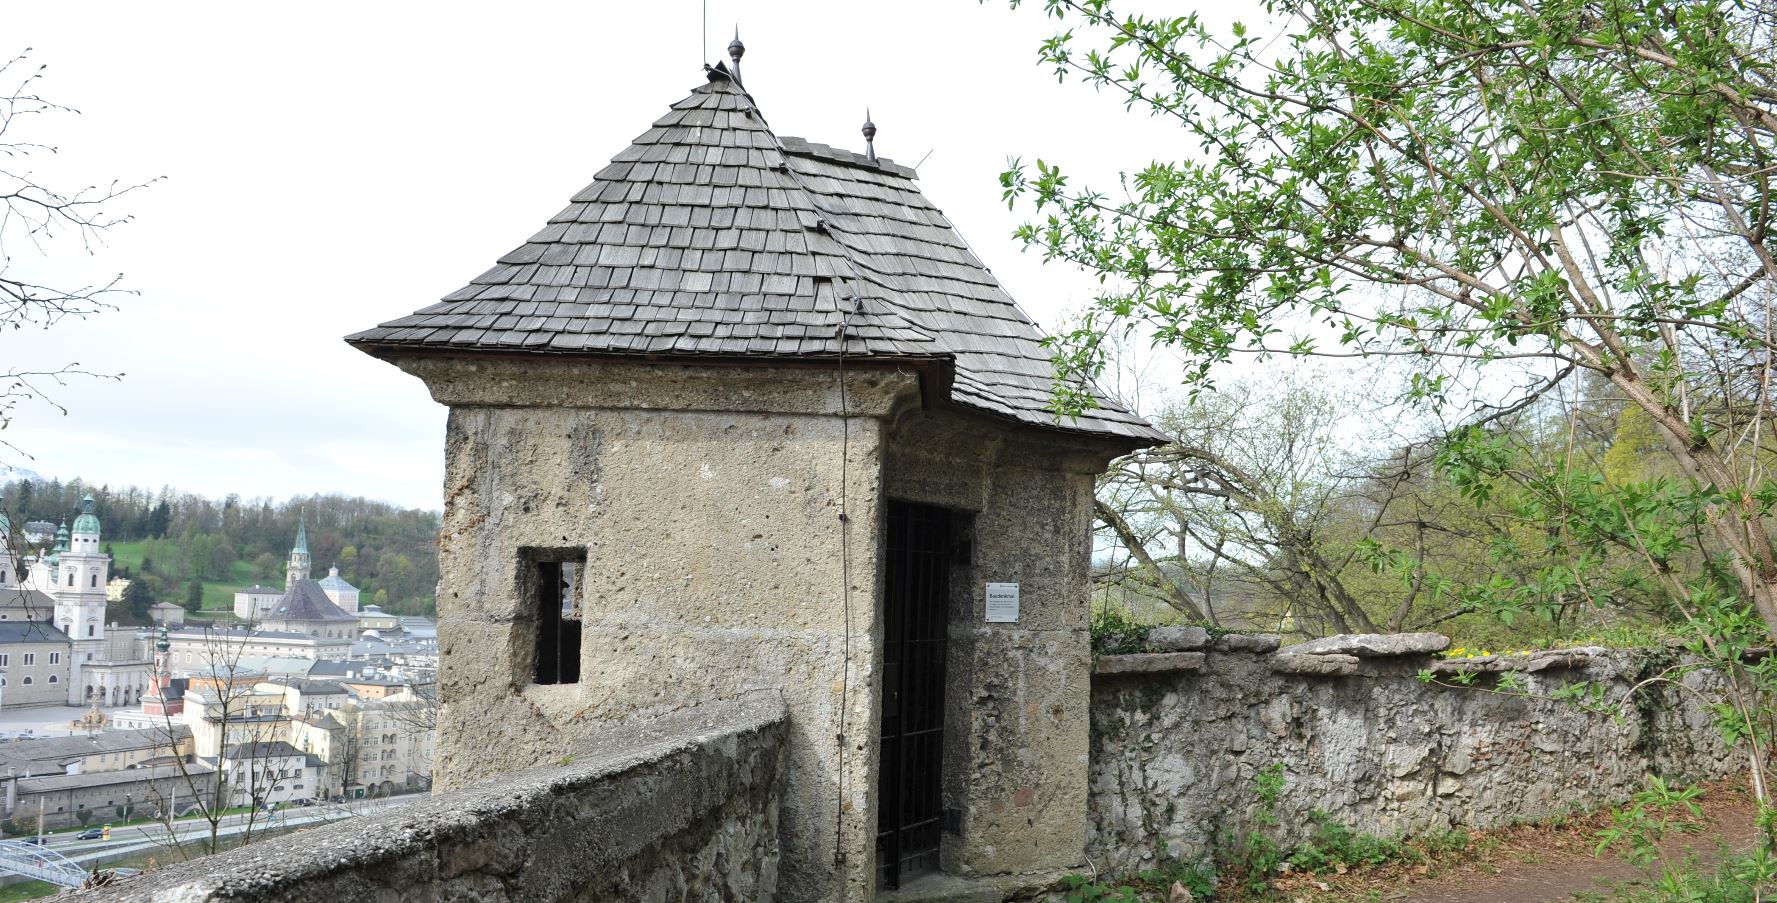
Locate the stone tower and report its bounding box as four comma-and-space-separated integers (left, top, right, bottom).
0, 496, 14, 589
285, 510, 312, 590
56, 495, 110, 704
142, 624, 182, 718
348, 66, 1162, 902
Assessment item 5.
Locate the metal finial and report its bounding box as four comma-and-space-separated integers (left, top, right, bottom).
728, 28, 745, 85
862, 109, 878, 163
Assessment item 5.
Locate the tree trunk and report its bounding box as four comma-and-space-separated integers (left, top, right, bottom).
1608, 367, 1777, 638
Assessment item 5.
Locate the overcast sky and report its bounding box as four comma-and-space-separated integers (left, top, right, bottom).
4, 1, 1212, 511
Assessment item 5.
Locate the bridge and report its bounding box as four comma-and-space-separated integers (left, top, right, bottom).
0, 838, 92, 888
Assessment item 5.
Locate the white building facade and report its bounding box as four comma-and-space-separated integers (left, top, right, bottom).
0, 495, 152, 707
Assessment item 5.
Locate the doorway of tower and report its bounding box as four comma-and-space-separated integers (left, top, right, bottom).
875, 499, 952, 890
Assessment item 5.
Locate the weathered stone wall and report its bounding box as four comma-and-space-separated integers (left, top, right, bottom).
81, 694, 788, 903
399, 356, 921, 903
1088, 638, 1743, 875
884, 407, 1126, 883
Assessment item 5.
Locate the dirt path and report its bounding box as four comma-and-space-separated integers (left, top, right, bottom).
1276, 780, 1762, 902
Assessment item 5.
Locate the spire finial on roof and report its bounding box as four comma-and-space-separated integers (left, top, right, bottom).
862, 109, 878, 163
728, 28, 745, 85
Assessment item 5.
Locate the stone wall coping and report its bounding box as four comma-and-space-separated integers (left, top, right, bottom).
1269, 652, 1361, 676
1095, 637, 1698, 677
83, 692, 790, 903
1430, 647, 1609, 675
1146, 626, 1210, 652
1093, 652, 1206, 677
1212, 634, 1282, 653
1277, 632, 1450, 658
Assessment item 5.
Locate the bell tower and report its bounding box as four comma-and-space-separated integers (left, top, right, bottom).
57, 495, 110, 704
0, 496, 14, 589
143, 625, 182, 717
286, 509, 312, 589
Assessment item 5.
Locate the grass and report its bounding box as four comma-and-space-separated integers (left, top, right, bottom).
183, 610, 241, 624
0, 882, 59, 902
105, 541, 264, 612
1046, 776, 1760, 901
1263, 776, 1763, 902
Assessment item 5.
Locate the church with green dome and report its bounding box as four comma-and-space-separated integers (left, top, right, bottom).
0, 494, 155, 708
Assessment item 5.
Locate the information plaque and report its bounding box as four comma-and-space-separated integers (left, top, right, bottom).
985, 582, 1020, 623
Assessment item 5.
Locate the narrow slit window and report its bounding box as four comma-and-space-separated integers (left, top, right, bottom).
524, 548, 585, 685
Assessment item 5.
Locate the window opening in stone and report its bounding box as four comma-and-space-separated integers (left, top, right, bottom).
525, 549, 584, 685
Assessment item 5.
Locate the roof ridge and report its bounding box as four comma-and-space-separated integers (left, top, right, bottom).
778, 136, 916, 179
713, 90, 943, 358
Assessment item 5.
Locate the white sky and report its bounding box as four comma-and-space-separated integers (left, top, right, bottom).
4, 1, 1218, 511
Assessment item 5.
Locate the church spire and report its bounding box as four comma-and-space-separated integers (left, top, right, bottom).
293, 508, 310, 556
286, 508, 312, 589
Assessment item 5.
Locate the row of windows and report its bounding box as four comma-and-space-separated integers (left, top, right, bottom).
0, 675, 57, 686
0, 653, 58, 667
0, 566, 103, 588
232, 766, 304, 782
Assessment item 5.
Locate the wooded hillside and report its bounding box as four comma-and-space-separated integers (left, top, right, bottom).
0, 478, 440, 616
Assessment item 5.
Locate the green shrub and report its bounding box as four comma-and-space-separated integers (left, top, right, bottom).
1056, 874, 1140, 902
1288, 812, 1416, 873
1090, 603, 1152, 655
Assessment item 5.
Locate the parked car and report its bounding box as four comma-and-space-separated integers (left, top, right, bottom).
75, 828, 103, 840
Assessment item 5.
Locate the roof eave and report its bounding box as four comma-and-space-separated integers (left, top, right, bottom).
345, 339, 955, 374
925, 392, 1168, 451
350, 339, 1163, 446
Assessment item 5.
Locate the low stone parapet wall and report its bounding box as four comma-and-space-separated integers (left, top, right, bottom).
1088, 634, 1743, 875
80, 692, 789, 902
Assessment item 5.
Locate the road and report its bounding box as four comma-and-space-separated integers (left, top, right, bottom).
31, 795, 421, 868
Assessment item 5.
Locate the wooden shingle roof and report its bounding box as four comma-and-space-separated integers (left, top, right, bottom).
348, 68, 1162, 444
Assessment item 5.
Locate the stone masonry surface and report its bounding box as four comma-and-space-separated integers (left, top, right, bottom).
75, 694, 789, 903
410, 358, 916, 902
1088, 642, 1742, 875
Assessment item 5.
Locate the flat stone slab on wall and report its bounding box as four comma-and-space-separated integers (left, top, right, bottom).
1147, 627, 1211, 652
1094, 652, 1206, 676
80, 693, 790, 903
1088, 646, 1740, 876
1277, 632, 1450, 657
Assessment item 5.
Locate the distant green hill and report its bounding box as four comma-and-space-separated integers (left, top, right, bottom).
107, 541, 254, 611
4, 479, 439, 617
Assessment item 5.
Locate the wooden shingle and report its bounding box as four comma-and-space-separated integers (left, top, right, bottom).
348, 69, 1160, 443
